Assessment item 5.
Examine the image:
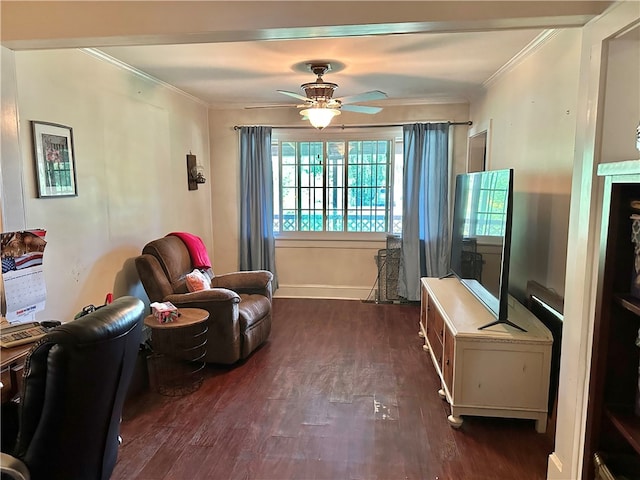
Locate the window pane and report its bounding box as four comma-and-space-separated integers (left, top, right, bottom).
272, 144, 280, 232
297, 142, 324, 231
281, 142, 296, 162
325, 141, 344, 231
392, 141, 403, 235
282, 187, 297, 209
281, 165, 296, 187
282, 209, 297, 231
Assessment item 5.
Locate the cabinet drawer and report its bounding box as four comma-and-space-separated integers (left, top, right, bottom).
426, 300, 444, 344
443, 325, 454, 392
12, 363, 24, 397
427, 323, 443, 366
1, 359, 27, 404
420, 287, 428, 333
1, 365, 15, 403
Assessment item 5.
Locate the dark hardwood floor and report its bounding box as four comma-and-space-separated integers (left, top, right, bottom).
113, 298, 553, 480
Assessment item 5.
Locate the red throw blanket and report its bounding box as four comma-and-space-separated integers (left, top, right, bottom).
168, 232, 211, 269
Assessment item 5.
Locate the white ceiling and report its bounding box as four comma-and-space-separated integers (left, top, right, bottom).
97, 28, 545, 109
2, 1, 615, 111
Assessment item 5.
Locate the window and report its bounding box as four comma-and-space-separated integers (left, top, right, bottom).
272, 129, 403, 235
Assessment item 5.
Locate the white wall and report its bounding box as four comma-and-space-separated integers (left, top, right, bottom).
208, 102, 470, 299
552, 6, 640, 479
467, 13, 640, 478
601, 27, 640, 163
469, 25, 584, 476
1, 48, 24, 233
469, 29, 582, 300
1, 48, 211, 321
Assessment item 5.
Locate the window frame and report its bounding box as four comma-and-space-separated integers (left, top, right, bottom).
272, 127, 403, 240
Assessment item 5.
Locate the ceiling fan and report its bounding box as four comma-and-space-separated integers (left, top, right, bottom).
274, 63, 388, 129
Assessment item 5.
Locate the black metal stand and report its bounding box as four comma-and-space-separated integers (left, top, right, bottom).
478, 318, 527, 333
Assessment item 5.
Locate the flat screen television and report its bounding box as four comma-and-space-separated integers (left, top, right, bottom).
449, 168, 524, 331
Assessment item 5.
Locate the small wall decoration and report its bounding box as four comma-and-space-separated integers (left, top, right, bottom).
31, 121, 77, 198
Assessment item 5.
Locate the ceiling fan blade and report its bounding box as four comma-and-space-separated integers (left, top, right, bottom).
338, 90, 387, 105
340, 104, 383, 114
277, 90, 313, 102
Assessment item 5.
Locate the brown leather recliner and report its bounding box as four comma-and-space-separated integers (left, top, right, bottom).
135, 235, 272, 364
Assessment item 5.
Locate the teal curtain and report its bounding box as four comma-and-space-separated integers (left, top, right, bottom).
399, 123, 450, 301
239, 126, 278, 289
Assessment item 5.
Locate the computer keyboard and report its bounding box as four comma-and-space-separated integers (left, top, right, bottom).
0, 322, 48, 348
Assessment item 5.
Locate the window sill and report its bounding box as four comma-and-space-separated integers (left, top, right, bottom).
274, 232, 395, 249
276, 232, 393, 241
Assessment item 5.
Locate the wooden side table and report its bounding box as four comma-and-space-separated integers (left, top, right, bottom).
144, 308, 209, 396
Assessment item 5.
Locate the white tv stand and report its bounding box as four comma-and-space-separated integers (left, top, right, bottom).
420, 277, 553, 433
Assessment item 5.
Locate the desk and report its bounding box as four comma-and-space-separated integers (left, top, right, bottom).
1, 344, 32, 403
144, 308, 208, 396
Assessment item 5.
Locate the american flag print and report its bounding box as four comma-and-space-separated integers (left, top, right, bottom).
2, 257, 16, 274
14, 253, 44, 270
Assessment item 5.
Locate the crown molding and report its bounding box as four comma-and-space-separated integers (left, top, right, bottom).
80, 48, 209, 107
483, 29, 560, 88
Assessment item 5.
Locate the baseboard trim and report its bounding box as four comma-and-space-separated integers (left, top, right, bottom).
274, 284, 373, 300
546, 452, 563, 479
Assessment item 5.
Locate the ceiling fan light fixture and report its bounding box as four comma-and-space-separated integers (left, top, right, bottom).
300, 107, 341, 129
302, 81, 338, 101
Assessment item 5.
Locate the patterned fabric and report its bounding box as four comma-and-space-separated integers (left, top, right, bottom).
185, 269, 211, 292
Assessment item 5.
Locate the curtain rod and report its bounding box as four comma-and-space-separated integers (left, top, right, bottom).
233, 121, 472, 130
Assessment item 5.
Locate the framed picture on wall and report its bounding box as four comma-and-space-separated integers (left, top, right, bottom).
31, 121, 77, 198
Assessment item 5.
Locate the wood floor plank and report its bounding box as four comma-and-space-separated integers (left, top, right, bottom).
113, 298, 553, 480
162, 445, 217, 479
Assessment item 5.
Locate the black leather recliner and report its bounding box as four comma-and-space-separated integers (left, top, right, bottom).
0, 296, 144, 480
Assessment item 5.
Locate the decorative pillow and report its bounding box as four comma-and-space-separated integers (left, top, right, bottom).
185, 269, 211, 292
203, 267, 215, 280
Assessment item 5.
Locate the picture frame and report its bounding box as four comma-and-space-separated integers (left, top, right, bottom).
31, 121, 77, 198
